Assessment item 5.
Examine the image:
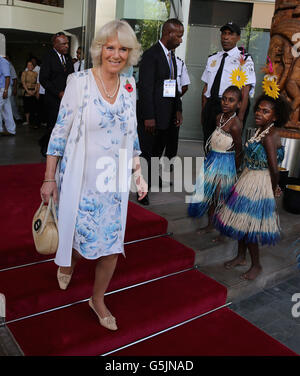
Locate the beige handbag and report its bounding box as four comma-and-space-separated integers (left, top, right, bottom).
32, 197, 59, 255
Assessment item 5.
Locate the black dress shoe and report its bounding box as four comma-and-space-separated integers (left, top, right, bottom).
137, 193, 149, 206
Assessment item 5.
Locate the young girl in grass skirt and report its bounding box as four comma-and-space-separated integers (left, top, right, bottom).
214, 94, 291, 280
188, 86, 243, 235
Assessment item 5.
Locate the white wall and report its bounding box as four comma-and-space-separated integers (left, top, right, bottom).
252, 3, 275, 29
0, 1, 63, 34
0, 0, 86, 33
64, 0, 84, 30
95, 0, 116, 33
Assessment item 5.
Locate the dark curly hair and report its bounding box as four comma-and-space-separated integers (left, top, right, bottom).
223, 85, 242, 102
254, 94, 292, 128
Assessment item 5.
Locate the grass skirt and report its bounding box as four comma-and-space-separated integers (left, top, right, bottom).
214, 168, 280, 245
188, 150, 236, 218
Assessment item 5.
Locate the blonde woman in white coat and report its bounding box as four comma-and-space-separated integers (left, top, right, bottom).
40, 20, 147, 331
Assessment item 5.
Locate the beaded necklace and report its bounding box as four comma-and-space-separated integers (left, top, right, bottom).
218, 112, 236, 129
205, 112, 236, 154
247, 123, 274, 145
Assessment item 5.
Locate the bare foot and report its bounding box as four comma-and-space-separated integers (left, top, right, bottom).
197, 225, 215, 235
212, 234, 225, 243
224, 256, 247, 270
240, 265, 262, 281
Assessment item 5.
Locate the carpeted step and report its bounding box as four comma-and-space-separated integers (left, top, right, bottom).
0, 164, 168, 270
8, 269, 227, 356
1, 236, 195, 321
113, 307, 297, 356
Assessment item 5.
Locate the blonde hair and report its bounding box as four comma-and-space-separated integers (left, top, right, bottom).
90, 20, 142, 69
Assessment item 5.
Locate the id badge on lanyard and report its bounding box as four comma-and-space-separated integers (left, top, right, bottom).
163, 79, 176, 97
163, 52, 176, 98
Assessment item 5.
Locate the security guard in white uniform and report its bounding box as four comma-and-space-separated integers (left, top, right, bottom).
201, 22, 256, 150
175, 55, 191, 96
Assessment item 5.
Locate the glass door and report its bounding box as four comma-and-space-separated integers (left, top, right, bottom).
0, 0, 90, 164
181, 0, 254, 139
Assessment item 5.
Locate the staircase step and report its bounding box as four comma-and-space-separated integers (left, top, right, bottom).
144, 201, 207, 235
171, 198, 300, 269
197, 234, 300, 302
0, 163, 168, 270
8, 269, 227, 356
1, 236, 195, 322
174, 231, 237, 266
0, 196, 168, 271
113, 307, 296, 356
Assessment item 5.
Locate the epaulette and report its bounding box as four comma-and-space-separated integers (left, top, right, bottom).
238, 47, 252, 61
208, 52, 217, 58
244, 53, 251, 61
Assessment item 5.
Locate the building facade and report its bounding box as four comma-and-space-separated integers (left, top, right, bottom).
0, 0, 277, 139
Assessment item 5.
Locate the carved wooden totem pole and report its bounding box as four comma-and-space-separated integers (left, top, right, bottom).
268, 0, 300, 133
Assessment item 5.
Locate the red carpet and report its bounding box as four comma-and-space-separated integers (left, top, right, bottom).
8, 270, 227, 356
0, 163, 168, 270
114, 307, 297, 356
1, 163, 297, 356
1, 236, 195, 321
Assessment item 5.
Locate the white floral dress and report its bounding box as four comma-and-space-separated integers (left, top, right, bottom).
47, 70, 140, 264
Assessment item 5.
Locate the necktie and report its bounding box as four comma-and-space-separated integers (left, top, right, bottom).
78, 61, 81, 72
210, 52, 228, 98
168, 51, 174, 79
60, 54, 66, 69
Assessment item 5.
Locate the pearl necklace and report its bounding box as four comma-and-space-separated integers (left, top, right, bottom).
247, 123, 274, 145
97, 69, 120, 99
218, 112, 236, 130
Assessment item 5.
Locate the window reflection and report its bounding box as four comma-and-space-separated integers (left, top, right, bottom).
116, 0, 171, 52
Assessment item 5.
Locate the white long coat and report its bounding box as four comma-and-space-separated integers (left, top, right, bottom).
47, 70, 138, 266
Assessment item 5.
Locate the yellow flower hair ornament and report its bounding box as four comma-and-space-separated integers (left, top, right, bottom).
230, 67, 248, 89
262, 74, 280, 99
261, 56, 280, 99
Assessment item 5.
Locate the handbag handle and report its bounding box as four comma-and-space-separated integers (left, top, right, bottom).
37, 197, 58, 234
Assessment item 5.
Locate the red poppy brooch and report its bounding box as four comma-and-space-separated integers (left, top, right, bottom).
125, 80, 133, 93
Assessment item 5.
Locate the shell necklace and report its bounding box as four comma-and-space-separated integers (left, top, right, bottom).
218, 112, 236, 130
247, 123, 274, 145
205, 112, 236, 154
97, 68, 120, 99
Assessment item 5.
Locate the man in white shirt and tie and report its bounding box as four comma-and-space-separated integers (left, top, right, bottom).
201, 22, 256, 151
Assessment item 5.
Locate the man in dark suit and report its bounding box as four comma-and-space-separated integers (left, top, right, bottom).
39, 32, 74, 156
137, 19, 184, 205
